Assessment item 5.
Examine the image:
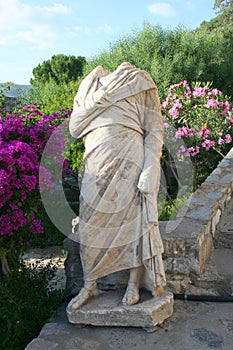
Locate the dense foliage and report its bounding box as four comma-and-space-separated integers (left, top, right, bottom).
19, 79, 79, 115
27, 10, 233, 112
0, 261, 64, 350
31, 54, 86, 86
84, 23, 233, 99
214, 0, 233, 14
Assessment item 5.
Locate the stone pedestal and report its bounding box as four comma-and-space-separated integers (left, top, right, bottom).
66, 290, 173, 332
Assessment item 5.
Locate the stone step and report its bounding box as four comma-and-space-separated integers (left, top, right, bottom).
214, 196, 233, 248
208, 249, 233, 277
214, 217, 233, 249
25, 338, 59, 350
184, 248, 233, 296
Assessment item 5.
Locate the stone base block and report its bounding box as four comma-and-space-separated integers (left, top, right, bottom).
66, 290, 173, 332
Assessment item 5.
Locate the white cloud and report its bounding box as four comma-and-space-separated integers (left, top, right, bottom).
73, 24, 112, 35
184, 0, 195, 8
148, 2, 177, 17
0, 0, 28, 30
16, 25, 56, 49
0, 0, 70, 48
0, 37, 8, 45
37, 3, 71, 16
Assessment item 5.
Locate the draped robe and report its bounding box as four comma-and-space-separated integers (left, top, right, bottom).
69, 62, 166, 293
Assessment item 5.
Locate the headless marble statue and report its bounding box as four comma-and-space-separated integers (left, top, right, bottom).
67, 62, 166, 310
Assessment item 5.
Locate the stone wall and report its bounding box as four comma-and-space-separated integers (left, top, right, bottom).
64, 147, 233, 295
161, 147, 233, 292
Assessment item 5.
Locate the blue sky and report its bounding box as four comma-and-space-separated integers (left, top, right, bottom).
0, 0, 217, 85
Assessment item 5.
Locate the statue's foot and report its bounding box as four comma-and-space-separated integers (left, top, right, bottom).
68, 283, 99, 311
122, 282, 140, 306
152, 286, 164, 297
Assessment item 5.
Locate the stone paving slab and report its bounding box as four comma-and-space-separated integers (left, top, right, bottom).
25, 299, 233, 350
25, 338, 59, 350
66, 290, 174, 331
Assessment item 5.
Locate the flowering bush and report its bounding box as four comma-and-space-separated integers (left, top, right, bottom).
161, 81, 233, 185
0, 140, 41, 236
0, 103, 72, 271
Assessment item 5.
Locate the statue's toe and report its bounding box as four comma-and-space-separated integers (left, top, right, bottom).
122, 283, 140, 306
68, 286, 99, 310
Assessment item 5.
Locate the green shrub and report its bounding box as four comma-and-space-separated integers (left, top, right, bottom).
85, 23, 233, 99
158, 194, 191, 221
0, 262, 64, 350
28, 204, 66, 248
16, 79, 81, 115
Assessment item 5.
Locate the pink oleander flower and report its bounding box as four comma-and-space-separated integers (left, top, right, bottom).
162, 122, 170, 129
162, 100, 169, 108
198, 127, 210, 138
220, 101, 231, 115
208, 88, 223, 96
174, 99, 182, 109
186, 146, 198, 157
169, 107, 179, 117
225, 134, 232, 144
173, 126, 195, 140
184, 86, 192, 99
218, 137, 225, 145
161, 81, 232, 161
178, 145, 200, 157
201, 139, 215, 151
205, 98, 219, 108
190, 145, 200, 157
177, 145, 186, 155
193, 86, 206, 98
169, 80, 189, 92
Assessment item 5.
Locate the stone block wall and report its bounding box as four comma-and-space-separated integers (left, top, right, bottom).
160, 147, 233, 292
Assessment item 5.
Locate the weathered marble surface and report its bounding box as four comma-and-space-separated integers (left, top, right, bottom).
67, 62, 166, 310
66, 290, 174, 331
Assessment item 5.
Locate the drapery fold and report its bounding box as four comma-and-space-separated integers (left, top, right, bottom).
69, 62, 166, 293
69, 62, 156, 139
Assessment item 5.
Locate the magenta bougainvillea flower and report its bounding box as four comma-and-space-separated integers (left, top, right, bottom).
0, 103, 72, 237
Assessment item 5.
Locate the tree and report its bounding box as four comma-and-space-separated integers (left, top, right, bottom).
31, 54, 86, 86
214, 0, 233, 12
85, 24, 233, 99
197, 1, 233, 97
22, 80, 80, 114
212, 0, 233, 30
